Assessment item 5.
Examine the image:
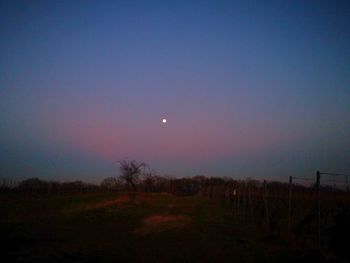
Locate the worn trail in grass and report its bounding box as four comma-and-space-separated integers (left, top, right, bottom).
1, 193, 283, 262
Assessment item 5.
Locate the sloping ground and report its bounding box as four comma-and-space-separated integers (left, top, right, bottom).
0, 192, 307, 263
64, 195, 130, 214
134, 215, 191, 235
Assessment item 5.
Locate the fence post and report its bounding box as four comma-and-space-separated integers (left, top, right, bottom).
237, 183, 240, 215
316, 171, 321, 248
263, 180, 269, 233
288, 176, 292, 233
241, 183, 245, 219
248, 184, 254, 223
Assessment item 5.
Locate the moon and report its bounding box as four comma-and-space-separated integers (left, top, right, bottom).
162, 118, 167, 124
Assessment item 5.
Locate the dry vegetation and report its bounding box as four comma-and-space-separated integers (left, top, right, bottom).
1, 171, 349, 262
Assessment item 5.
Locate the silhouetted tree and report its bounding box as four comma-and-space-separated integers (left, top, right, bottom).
143, 171, 156, 192
18, 178, 48, 193
101, 177, 119, 191
118, 160, 146, 192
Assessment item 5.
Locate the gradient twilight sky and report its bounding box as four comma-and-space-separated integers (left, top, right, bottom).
1, 0, 349, 182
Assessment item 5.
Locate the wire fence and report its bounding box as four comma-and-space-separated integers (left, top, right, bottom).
1, 171, 349, 251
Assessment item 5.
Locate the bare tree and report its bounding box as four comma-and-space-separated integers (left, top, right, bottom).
117, 160, 146, 193
101, 177, 119, 192
143, 170, 156, 192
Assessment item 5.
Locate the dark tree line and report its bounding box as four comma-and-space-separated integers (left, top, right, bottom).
0, 170, 346, 196
1, 160, 349, 259
0, 178, 100, 194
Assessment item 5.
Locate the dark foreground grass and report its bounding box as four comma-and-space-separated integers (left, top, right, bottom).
0, 193, 315, 262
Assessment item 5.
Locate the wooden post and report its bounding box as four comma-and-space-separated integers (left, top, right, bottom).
237, 184, 240, 215
243, 183, 247, 219
241, 183, 245, 218
248, 184, 254, 223
316, 171, 321, 248
233, 187, 237, 215
263, 180, 269, 233
288, 176, 292, 233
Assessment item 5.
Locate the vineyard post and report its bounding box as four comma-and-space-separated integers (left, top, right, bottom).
232, 186, 235, 215
316, 171, 321, 249
237, 183, 240, 215
263, 180, 269, 233
244, 183, 248, 220
242, 183, 246, 219
248, 184, 253, 223
288, 176, 292, 233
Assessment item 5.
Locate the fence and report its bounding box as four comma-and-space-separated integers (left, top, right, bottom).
203, 171, 350, 251
2, 172, 349, 251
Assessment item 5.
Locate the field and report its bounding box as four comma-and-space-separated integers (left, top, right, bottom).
0, 192, 315, 263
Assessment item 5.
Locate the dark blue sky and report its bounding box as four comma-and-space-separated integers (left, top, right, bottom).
1, 0, 349, 182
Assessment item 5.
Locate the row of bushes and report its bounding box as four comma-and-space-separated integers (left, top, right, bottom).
0, 174, 345, 195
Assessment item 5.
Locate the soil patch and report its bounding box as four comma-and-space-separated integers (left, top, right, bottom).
135, 215, 191, 235
66, 196, 130, 214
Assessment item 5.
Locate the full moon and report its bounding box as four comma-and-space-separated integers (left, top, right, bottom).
162, 118, 167, 124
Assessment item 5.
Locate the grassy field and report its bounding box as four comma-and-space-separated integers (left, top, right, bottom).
0, 192, 323, 262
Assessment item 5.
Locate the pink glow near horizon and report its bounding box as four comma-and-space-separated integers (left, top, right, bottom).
1, 1, 349, 180
40, 106, 301, 166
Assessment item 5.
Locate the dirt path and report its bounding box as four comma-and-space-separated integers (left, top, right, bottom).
134, 215, 191, 235
65, 196, 130, 214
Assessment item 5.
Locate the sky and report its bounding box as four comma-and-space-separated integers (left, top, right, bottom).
1, 0, 349, 183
